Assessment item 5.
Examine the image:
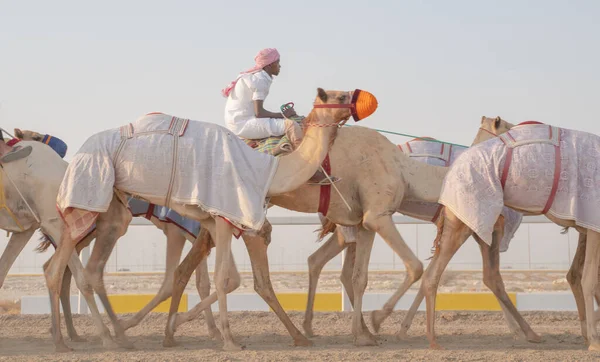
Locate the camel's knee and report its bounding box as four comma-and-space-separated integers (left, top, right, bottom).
408, 260, 424, 281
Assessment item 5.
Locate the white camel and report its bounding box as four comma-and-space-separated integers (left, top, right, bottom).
420, 116, 600, 351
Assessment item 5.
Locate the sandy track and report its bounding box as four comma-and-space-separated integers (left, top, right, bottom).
0, 270, 570, 301
0, 311, 597, 361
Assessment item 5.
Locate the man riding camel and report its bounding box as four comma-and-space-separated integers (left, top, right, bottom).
222, 48, 338, 185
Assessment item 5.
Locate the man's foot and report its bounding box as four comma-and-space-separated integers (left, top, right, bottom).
307, 170, 341, 185
0, 145, 32, 163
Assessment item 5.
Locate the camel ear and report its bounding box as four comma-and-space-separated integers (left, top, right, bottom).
317, 88, 328, 103
14, 128, 24, 139
481, 116, 486, 124
494, 116, 502, 129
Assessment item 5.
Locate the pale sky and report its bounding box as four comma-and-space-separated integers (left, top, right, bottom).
2, 0, 599, 157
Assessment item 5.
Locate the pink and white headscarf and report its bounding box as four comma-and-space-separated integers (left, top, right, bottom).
221, 48, 280, 98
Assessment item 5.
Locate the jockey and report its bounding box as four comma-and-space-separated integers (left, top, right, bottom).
222, 48, 338, 185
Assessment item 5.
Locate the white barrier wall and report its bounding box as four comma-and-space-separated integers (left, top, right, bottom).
0, 209, 579, 275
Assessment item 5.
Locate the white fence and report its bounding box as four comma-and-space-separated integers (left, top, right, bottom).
0, 213, 579, 276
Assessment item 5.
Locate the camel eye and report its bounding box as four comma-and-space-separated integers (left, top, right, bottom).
337, 95, 346, 102
33, 136, 42, 141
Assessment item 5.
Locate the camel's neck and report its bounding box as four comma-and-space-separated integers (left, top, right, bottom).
400, 154, 449, 203
267, 114, 336, 196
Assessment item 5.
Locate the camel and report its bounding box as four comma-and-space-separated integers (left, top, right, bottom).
418, 116, 600, 351
301, 137, 533, 340
14, 128, 221, 341
43, 88, 378, 352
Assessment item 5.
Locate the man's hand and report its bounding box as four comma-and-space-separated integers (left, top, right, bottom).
282, 106, 297, 118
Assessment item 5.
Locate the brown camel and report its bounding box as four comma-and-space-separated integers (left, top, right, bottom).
302, 137, 535, 341
419, 116, 600, 351
44, 88, 377, 352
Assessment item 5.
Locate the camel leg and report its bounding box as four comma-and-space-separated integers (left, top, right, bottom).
349, 227, 376, 346
582, 229, 600, 351
59, 265, 86, 342
0, 229, 35, 288
397, 285, 424, 339
195, 256, 222, 340
566, 232, 589, 339
422, 212, 470, 350
164, 228, 212, 347
244, 232, 312, 347
304, 231, 347, 337
120, 225, 187, 331
212, 217, 241, 351
367, 215, 423, 334
339, 232, 374, 337
85, 219, 134, 349
44, 237, 113, 352
475, 233, 542, 343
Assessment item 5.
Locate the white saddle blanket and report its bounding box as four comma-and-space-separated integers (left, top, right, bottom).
440, 123, 600, 245
398, 139, 522, 252
57, 113, 279, 231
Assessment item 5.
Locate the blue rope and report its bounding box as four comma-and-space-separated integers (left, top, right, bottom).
343, 124, 468, 148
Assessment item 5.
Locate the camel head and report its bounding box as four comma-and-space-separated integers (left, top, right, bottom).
471, 116, 514, 146
14, 128, 43, 141
309, 88, 378, 126
14, 128, 68, 158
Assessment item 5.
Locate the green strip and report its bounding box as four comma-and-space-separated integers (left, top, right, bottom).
343, 124, 468, 148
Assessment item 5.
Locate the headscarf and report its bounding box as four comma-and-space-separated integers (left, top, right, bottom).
221, 48, 280, 98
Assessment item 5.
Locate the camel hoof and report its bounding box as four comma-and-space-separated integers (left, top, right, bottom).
116, 337, 135, 350
70, 334, 87, 343
54, 343, 73, 353
527, 332, 543, 343
370, 310, 388, 333
222, 342, 244, 351
294, 336, 314, 347
354, 334, 378, 347
208, 328, 223, 341
163, 335, 178, 348
396, 329, 409, 340
589, 342, 600, 351
430, 341, 445, 350
102, 337, 120, 349
119, 318, 136, 331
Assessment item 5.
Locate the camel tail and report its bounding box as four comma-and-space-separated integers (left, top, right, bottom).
198, 228, 213, 258
427, 210, 446, 260
560, 227, 570, 235
315, 220, 337, 242
35, 234, 54, 253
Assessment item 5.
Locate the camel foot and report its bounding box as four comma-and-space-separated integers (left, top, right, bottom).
208, 327, 223, 341
54, 342, 73, 353
396, 329, 409, 340
69, 334, 87, 343
222, 342, 244, 351
526, 331, 543, 343
102, 337, 120, 349
303, 320, 315, 338
293, 336, 314, 347
116, 336, 135, 350
118, 317, 137, 331
163, 335, 178, 348
174, 313, 189, 329
589, 342, 600, 351
354, 334, 378, 347
429, 341, 444, 350
370, 310, 389, 333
